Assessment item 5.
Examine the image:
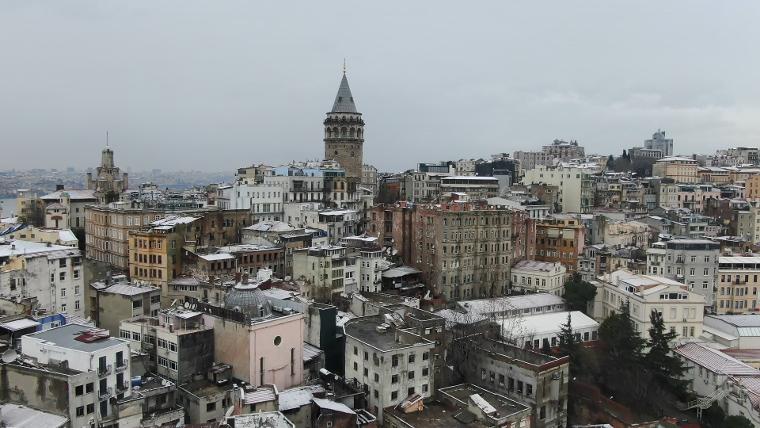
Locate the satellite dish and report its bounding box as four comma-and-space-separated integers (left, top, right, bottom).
184, 301, 191, 309
191, 303, 197, 310
1, 349, 18, 363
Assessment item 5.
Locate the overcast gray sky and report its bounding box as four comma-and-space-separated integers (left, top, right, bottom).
1, 1, 758, 172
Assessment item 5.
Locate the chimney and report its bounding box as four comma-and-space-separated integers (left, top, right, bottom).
242, 273, 249, 284
55, 184, 64, 191
105, 271, 113, 286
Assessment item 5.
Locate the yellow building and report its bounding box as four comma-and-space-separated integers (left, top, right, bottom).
652, 157, 699, 183
128, 217, 199, 304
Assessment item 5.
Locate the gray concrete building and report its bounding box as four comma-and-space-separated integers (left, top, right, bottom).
645, 129, 674, 157
343, 313, 436, 423
451, 335, 569, 428
646, 238, 720, 309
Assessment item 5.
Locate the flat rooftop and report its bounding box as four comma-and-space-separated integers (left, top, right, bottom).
440, 383, 530, 419
470, 336, 563, 367
23, 324, 125, 353
344, 315, 432, 352
0, 403, 67, 428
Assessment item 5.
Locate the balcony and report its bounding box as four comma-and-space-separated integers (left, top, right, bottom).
117, 381, 130, 392
98, 364, 112, 376
99, 387, 113, 400
115, 360, 128, 373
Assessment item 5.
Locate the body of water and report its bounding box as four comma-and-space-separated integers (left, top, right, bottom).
0, 197, 16, 218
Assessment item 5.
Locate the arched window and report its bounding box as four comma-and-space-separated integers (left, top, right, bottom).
333, 127, 339, 136
349, 128, 355, 137
325, 128, 332, 138
341, 127, 347, 137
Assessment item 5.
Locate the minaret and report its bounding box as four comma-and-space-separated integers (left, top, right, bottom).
324, 68, 364, 180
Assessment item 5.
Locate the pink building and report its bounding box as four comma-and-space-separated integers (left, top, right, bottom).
203, 282, 305, 390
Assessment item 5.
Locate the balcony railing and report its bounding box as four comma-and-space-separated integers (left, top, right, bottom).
98, 364, 112, 376
99, 387, 112, 400
115, 360, 128, 372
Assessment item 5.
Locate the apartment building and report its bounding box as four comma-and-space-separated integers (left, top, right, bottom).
85, 203, 250, 270
534, 215, 585, 273
716, 256, 760, 314
658, 183, 720, 213
455, 335, 569, 428
646, 239, 720, 308
593, 270, 705, 339
21, 324, 132, 426
89, 276, 161, 336
343, 313, 436, 423
128, 216, 198, 297
0, 240, 85, 318
675, 343, 760, 426
412, 202, 515, 301
652, 157, 699, 183
292, 245, 358, 300
119, 307, 214, 384
522, 165, 594, 213
511, 260, 566, 296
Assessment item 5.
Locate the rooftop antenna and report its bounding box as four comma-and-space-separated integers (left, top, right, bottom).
106, 130, 109, 147
343, 58, 346, 75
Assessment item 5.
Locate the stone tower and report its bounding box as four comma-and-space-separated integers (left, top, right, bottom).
324, 72, 364, 180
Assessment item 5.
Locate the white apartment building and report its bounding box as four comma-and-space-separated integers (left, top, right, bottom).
0, 240, 85, 318
21, 324, 132, 426
592, 270, 705, 339
675, 342, 760, 426
511, 260, 566, 296
343, 313, 436, 423
522, 165, 594, 213
216, 182, 284, 222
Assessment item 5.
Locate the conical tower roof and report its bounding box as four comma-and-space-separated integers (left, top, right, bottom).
331, 73, 358, 113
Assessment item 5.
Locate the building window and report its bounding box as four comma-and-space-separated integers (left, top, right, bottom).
75, 385, 84, 396
86, 383, 94, 393
206, 402, 216, 412
422, 368, 429, 377
86, 403, 94, 414
391, 391, 398, 400
391, 374, 399, 384
408, 371, 415, 380
76, 406, 84, 417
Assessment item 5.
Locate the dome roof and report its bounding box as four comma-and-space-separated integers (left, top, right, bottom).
223, 282, 271, 319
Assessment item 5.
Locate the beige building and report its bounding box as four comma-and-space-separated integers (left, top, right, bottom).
86, 203, 250, 271
717, 256, 760, 314
658, 183, 719, 213
522, 165, 594, 213
128, 216, 199, 300
592, 269, 705, 339
652, 156, 699, 183
511, 260, 566, 296
292, 245, 358, 300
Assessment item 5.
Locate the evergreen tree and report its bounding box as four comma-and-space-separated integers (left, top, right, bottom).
598, 302, 648, 401
721, 415, 754, 428
563, 273, 597, 314
558, 312, 580, 372
606, 155, 615, 170
645, 310, 688, 397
